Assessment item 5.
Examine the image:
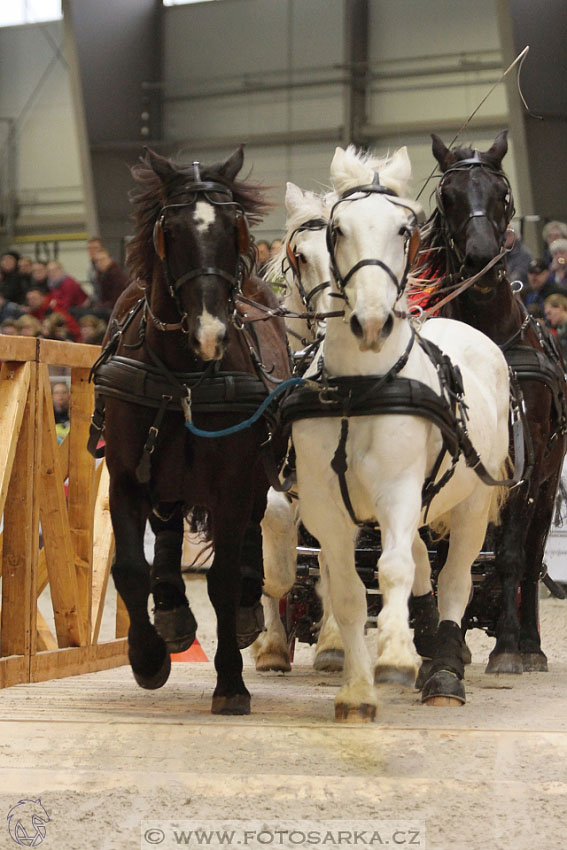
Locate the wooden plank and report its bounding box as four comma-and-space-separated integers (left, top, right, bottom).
29, 639, 128, 683
1, 361, 36, 658
68, 367, 96, 641
0, 362, 31, 520
91, 461, 115, 643
116, 593, 129, 638
38, 338, 100, 369
36, 611, 58, 652
38, 367, 86, 647
0, 336, 37, 362
0, 656, 29, 689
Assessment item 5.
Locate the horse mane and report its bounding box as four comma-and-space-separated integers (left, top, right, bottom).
331, 144, 412, 198
127, 151, 270, 282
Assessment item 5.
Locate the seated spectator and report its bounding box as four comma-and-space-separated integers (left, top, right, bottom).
51, 380, 70, 443
522, 259, 563, 317
15, 314, 42, 337
255, 239, 271, 274
0, 291, 24, 324
544, 292, 567, 362
41, 312, 75, 342
46, 260, 89, 312
270, 239, 283, 259
17, 255, 33, 293
0, 319, 19, 335
542, 221, 567, 266
25, 285, 81, 341
30, 261, 49, 293
93, 249, 129, 313
78, 314, 107, 345
0, 250, 27, 304
506, 234, 532, 287
86, 237, 104, 292
548, 239, 567, 290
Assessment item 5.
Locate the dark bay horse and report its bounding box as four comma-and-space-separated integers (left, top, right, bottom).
414, 130, 567, 673
90, 147, 290, 713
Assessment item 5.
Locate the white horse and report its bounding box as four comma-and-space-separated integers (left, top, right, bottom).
254, 183, 345, 673
290, 145, 511, 720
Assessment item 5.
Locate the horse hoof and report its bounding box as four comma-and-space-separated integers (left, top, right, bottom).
313, 649, 344, 672
131, 650, 171, 690
415, 660, 433, 690
521, 652, 548, 672
255, 652, 291, 673
335, 702, 376, 722
374, 664, 416, 687
485, 652, 523, 675
461, 642, 472, 665
421, 670, 465, 705
236, 602, 265, 649
154, 605, 197, 654
211, 693, 251, 715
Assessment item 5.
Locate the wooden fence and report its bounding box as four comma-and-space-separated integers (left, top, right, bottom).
0, 336, 128, 688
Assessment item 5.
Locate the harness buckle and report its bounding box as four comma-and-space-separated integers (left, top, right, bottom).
181, 387, 192, 423
318, 384, 339, 404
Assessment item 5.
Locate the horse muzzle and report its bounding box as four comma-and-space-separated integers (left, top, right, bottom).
350, 310, 394, 351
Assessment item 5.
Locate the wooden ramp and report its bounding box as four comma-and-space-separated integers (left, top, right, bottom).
0, 336, 127, 688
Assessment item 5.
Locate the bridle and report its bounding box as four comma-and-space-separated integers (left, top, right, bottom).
151, 162, 253, 329
283, 217, 331, 334
435, 154, 515, 267
326, 174, 420, 308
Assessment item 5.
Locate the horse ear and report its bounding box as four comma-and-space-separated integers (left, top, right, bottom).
144, 147, 175, 181
391, 146, 412, 185
486, 130, 508, 166
285, 182, 305, 215
218, 146, 245, 183
431, 134, 456, 172
330, 146, 347, 183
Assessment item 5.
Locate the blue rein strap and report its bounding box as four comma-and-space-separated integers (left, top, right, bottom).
184, 376, 307, 438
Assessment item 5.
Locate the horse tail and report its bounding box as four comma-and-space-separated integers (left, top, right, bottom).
487, 455, 513, 527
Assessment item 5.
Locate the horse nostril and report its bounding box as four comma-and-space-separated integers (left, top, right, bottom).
350, 314, 363, 338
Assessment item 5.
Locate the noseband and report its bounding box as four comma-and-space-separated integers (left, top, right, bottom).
152, 162, 253, 320
326, 175, 420, 306
436, 154, 515, 266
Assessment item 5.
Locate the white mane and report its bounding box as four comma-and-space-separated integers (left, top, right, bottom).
330, 144, 413, 199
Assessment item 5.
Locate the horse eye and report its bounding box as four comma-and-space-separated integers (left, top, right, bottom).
332, 225, 342, 241
297, 252, 307, 264
398, 226, 409, 237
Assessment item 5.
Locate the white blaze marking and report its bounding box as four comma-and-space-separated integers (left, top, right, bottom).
194, 200, 216, 233
197, 308, 226, 360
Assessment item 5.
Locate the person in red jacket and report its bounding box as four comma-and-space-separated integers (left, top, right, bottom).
45, 260, 89, 312
25, 285, 81, 341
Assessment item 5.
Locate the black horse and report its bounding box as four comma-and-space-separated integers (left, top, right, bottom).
414, 130, 567, 674
90, 147, 290, 713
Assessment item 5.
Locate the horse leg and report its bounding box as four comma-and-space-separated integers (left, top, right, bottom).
374, 514, 421, 688
237, 519, 266, 648
252, 595, 291, 672
410, 533, 438, 659
149, 504, 197, 654
252, 488, 297, 672
207, 501, 255, 714
519, 473, 560, 671
110, 475, 171, 689
313, 552, 344, 672
421, 497, 491, 706
485, 494, 526, 674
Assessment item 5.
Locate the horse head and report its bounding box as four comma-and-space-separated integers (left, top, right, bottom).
328, 145, 421, 351
267, 183, 335, 347
431, 130, 515, 287
130, 146, 262, 361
